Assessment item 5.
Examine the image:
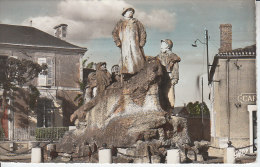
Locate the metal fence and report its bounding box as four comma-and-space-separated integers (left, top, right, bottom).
13, 127, 36, 141
0, 127, 69, 141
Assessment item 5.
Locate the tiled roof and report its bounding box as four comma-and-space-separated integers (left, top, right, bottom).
216, 44, 256, 56
232, 44, 256, 53
0, 24, 87, 51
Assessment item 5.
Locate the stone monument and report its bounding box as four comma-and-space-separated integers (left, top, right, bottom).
56, 8, 191, 163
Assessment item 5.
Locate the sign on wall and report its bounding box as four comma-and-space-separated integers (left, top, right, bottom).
238, 93, 257, 104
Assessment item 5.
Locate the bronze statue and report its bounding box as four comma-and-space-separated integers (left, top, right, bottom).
112, 7, 147, 75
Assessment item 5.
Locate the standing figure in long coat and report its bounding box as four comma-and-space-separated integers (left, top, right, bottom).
112, 7, 147, 75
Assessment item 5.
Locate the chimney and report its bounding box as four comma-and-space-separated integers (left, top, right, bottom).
219, 24, 232, 53
53, 24, 68, 40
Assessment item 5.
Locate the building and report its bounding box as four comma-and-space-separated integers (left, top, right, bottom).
209, 24, 256, 154
0, 24, 87, 140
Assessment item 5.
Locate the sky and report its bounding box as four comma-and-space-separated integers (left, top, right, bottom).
0, 0, 256, 107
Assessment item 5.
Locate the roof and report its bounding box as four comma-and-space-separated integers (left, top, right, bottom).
0, 24, 87, 52
174, 106, 189, 117
209, 44, 256, 84
231, 44, 256, 53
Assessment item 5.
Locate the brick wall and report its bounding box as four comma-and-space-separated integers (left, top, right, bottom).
219, 24, 232, 53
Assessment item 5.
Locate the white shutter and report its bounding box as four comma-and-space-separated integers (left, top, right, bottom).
38, 58, 47, 86
47, 57, 53, 86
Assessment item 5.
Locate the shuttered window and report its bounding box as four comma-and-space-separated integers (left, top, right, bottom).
38, 57, 55, 86
38, 58, 47, 86
46, 57, 54, 86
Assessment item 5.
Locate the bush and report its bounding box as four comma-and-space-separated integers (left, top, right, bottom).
35, 127, 69, 141
187, 101, 210, 117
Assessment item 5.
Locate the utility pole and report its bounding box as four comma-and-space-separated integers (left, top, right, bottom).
205, 29, 210, 84
192, 29, 211, 84
201, 77, 204, 139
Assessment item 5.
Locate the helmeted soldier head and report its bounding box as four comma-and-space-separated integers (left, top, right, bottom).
96, 62, 107, 71
122, 7, 135, 16
161, 39, 173, 51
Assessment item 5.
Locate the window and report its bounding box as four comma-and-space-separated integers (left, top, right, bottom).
36, 98, 53, 127
38, 57, 54, 86
46, 57, 53, 86
38, 58, 47, 86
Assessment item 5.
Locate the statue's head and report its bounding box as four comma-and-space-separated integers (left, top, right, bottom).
111, 65, 120, 75
122, 7, 135, 18
161, 39, 173, 52
97, 62, 107, 71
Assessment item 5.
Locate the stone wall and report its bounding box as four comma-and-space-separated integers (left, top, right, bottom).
187, 117, 210, 142
212, 58, 256, 148
219, 24, 232, 53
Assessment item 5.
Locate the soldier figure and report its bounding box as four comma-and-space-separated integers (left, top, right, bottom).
111, 65, 121, 82
84, 72, 97, 103
157, 39, 181, 110
112, 7, 147, 75
96, 62, 112, 95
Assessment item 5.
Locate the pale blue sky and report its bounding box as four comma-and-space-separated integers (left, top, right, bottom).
0, 0, 256, 107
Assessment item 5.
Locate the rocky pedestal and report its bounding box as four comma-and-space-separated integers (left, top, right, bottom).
56, 59, 190, 163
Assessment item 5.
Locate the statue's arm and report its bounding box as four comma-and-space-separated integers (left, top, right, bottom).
137, 20, 147, 47
112, 21, 122, 47
106, 72, 112, 85
171, 62, 179, 85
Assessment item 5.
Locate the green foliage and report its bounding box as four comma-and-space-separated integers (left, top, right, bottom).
28, 84, 40, 110
187, 101, 210, 116
35, 127, 69, 141
0, 57, 47, 91
87, 62, 94, 69
0, 57, 47, 119
74, 80, 86, 107
82, 56, 94, 69
79, 80, 86, 91
74, 93, 84, 107
82, 57, 89, 67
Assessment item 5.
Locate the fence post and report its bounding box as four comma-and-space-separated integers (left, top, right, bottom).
69, 126, 76, 130
47, 143, 56, 161
31, 147, 42, 163
225, 147, 235, 163
167, 149, 180, 164
98, 149, 112, 163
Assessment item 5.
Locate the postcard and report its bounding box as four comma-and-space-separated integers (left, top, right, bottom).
0, 0, 258, 165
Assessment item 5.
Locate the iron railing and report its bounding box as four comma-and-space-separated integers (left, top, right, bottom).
0, 127, 69, 141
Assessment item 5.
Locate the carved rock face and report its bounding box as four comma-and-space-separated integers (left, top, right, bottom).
57, 59, 190, 162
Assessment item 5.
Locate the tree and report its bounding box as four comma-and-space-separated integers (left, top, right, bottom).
186, 101, 210, 116
0, 57, 47, 136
